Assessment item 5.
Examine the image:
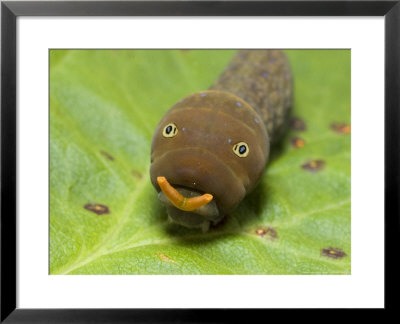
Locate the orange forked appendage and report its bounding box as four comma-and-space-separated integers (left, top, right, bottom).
157, 176, 213, 211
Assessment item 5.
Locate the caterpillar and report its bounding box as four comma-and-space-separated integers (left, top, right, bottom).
150, 50, 293, 231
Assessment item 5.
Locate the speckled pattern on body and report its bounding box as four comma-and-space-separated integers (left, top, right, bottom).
211, 50, 293, 143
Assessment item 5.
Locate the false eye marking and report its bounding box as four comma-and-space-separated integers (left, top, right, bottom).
233, 142, 249, 157
162, 123, 178, 138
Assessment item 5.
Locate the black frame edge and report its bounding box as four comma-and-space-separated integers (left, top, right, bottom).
0, 309, 263, 324
384, 0, 400, 313
3, 1, 399, 16
1, 2, 17, 322
1, 0, 399, 323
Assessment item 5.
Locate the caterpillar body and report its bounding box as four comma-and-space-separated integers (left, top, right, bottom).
150, 50, 293, 231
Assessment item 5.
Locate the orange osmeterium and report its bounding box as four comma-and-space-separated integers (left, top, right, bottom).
157, 176, 213, 211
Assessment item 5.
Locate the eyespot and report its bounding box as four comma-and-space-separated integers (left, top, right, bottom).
162, 123, 178, 138
233, 142, 249, 157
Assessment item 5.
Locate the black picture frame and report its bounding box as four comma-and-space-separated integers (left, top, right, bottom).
1, 0, 399, 322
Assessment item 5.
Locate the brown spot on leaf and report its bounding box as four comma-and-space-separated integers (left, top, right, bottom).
131, 170, 143, 180
84, 203, 110, 215
301, 160, 325, 172
331, 123, 351, 134
321, 247, 347, 259
289, 117, 306, 131
156, 253, 174, 263
100, 150, 114, 161
255, 228, 266, 236
291, 137, 305, 148
255, 227, 278, 239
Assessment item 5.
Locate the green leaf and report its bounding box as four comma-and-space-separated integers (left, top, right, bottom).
50, 49, 350, 275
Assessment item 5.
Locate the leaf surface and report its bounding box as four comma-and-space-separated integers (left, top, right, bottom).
50, 49, 351, 274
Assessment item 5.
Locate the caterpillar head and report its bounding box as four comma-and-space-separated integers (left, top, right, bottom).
150, 91, 270, 231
